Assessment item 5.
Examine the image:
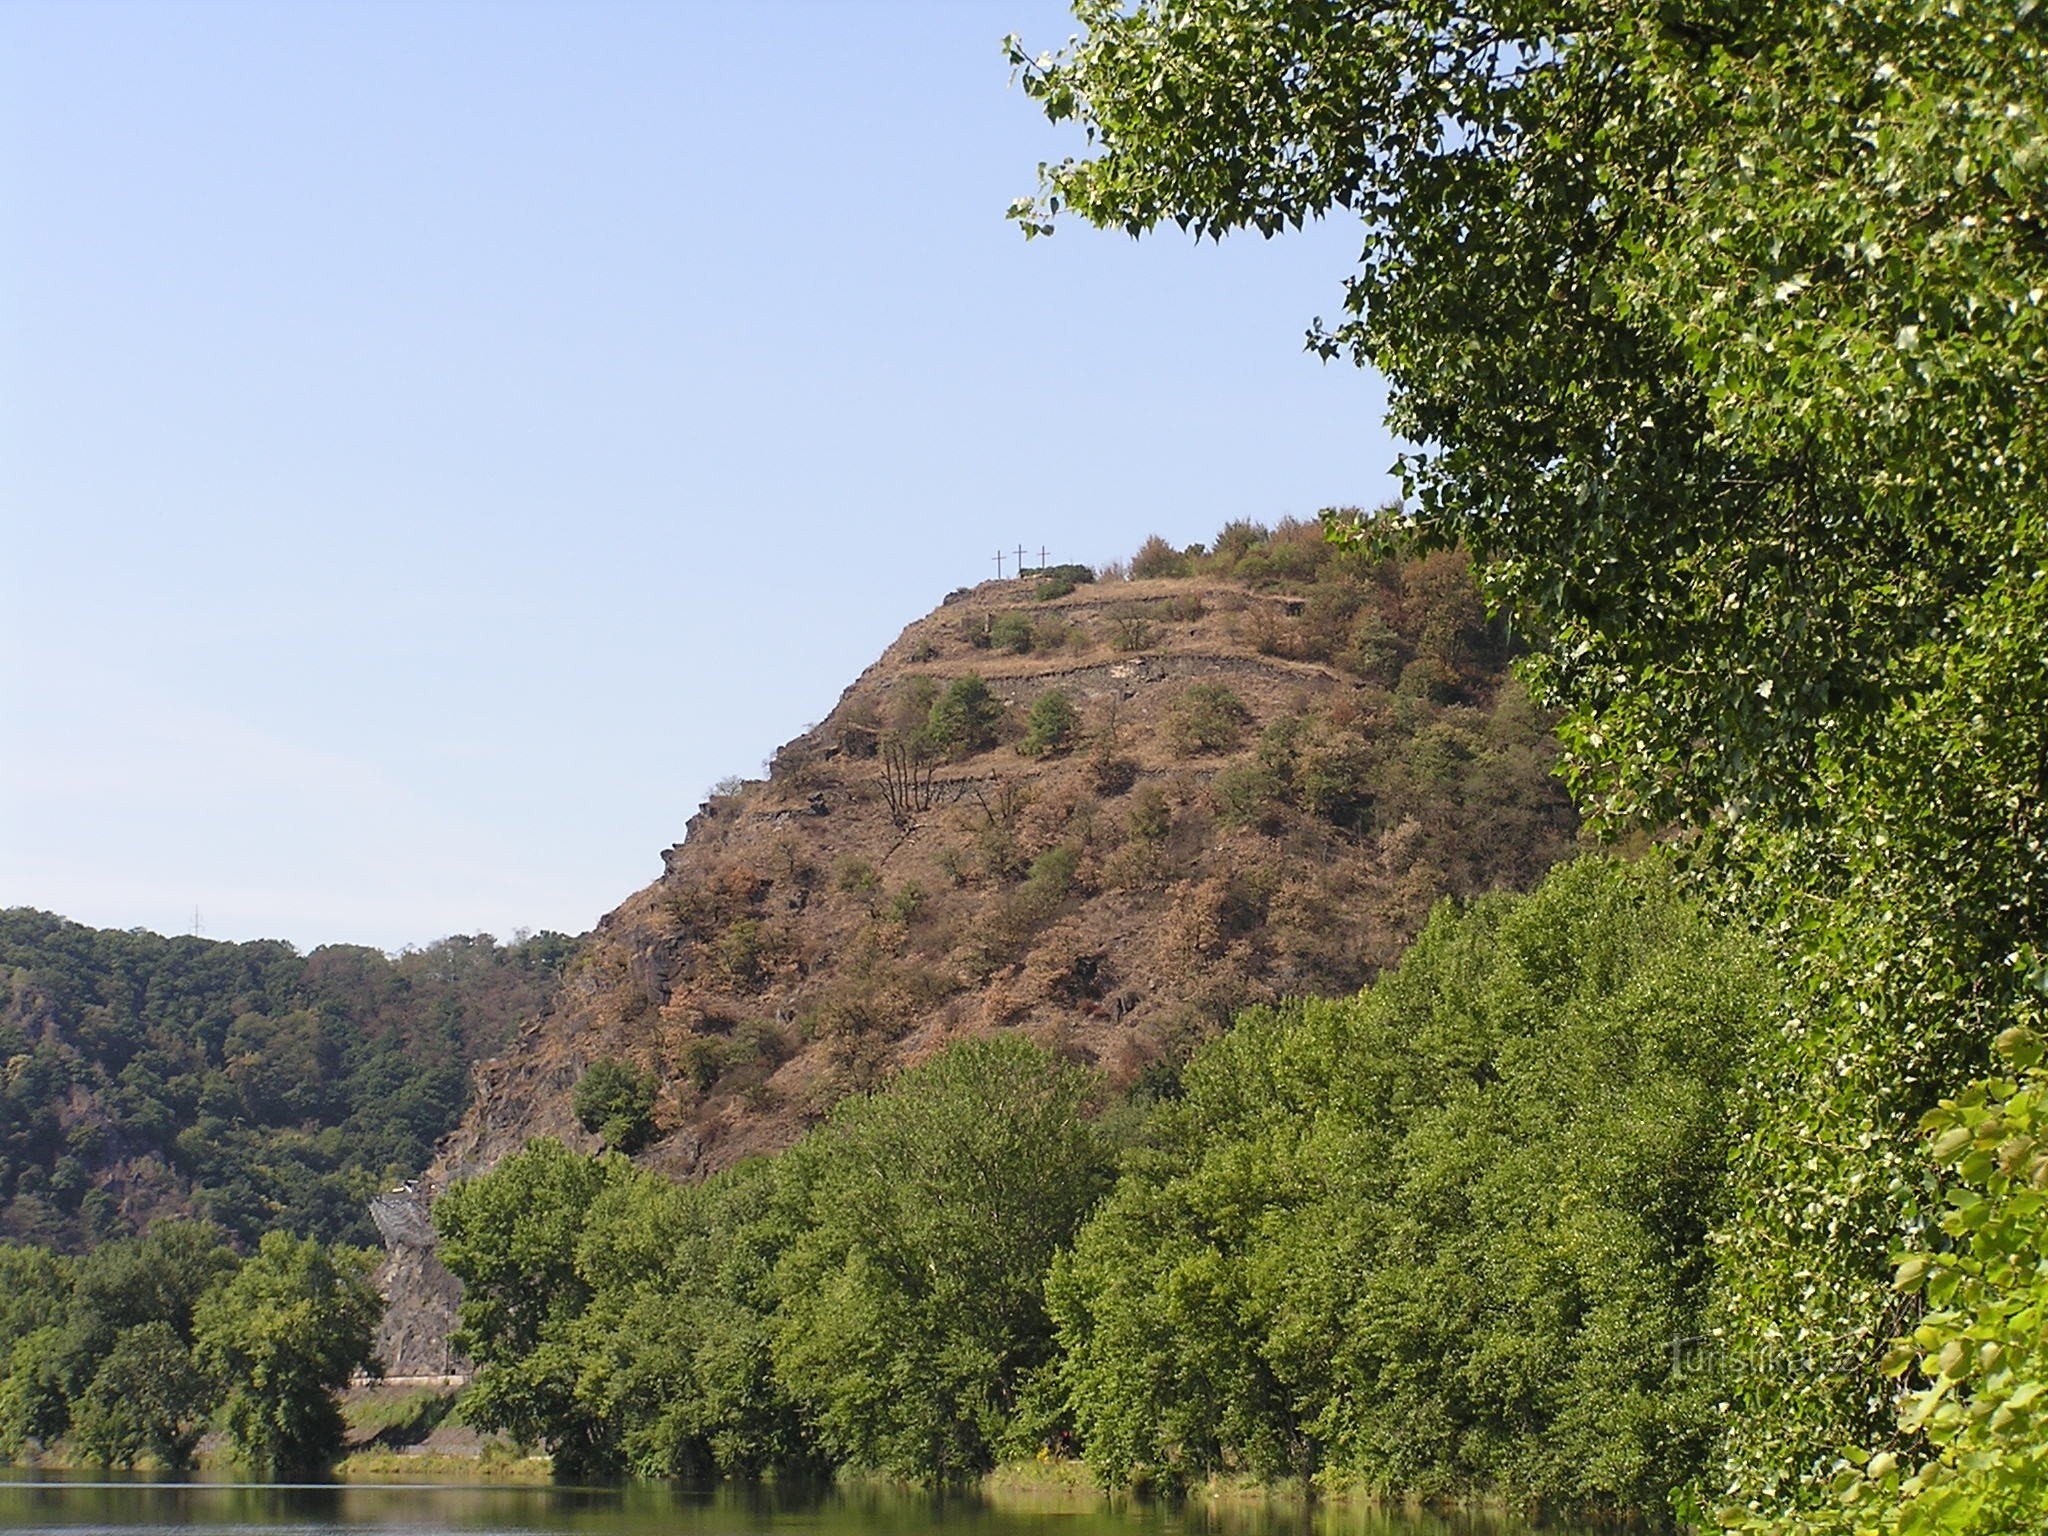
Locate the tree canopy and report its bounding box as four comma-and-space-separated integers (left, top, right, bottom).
436, 1037, 1113, 1485
1050, 857, 1766, 1508
0, 910, 574, 1249
1013, 0, 2046, 1516
0, 1220, 376, 1473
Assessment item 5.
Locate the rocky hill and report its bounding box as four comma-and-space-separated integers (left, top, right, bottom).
429, 535, 1578, 1191
373, 529, 1582, 1371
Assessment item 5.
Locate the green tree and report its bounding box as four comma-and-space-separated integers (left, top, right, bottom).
69, 1321, 215, 1471
1050, 859, 1767, 1510
0, 1325, 77, 1460
1018, 690, 1081, 756
0, 1222, 236, 1461
1743, 1027, 2048, 1536
1163, 682, 1250, 755
572, 1157, 824, 1481
437, 1140, 821, 1483
72, 1220, 239, 1349
0, 1243, 72, 1358
572, 1058, 659, 1153
770, 1036, 1112, 1482
1013, 0, 2048, 1506
192, 1231, 380, 1477
919, 674, 1004, 758
434, 1140, 641, 1478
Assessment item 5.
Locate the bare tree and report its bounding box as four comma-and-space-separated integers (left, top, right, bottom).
879, 735, 939, 828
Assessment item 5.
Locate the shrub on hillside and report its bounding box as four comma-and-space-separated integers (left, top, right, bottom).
1165, 683, 1253, 755
1020, 691, 1081, 756
572, 1060, 659, 1154
988, 613, 1035, 653
921, 675, 1004, 757
1129, 535, 1190, 580
1110, 611, 1158, 652
1026, 563, 1095, 587
1088, 749, 1139, 795
1209, 520, 1270, 570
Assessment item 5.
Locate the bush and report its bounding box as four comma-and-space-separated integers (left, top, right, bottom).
891, 676, 940, 734
1210, 758, 1288, 831
1019, 691, 1081, 756
1025, 845, 1079, 901
1338, 608, 1405, 685
1088, 750, 1139, 795
675, 1038, 727, 1093
1031, 615, 1077, 651
988, 613, 1035, 653
572, 1060, 659, 1154
921, 675, 1004, 757
1126, 786, 1172, 843
1129, 535, 1190, 580
710, 918, 769, 988
836, 858, 881, 895
884, 883, 928, 925
1210, 520, 1269, 568
1165, 683, 1253, 754
1026, 563, 1095, 587
1035, 578, 1077, 601
1111, 612, 1158, 652
1395, 655, 1461, 705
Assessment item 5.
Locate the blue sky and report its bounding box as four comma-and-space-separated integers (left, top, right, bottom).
1, 2, 1398, 952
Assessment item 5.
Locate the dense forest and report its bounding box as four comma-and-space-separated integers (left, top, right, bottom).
0, 912, 575, 1249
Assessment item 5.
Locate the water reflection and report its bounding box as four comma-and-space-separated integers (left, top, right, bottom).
0, 1474, 1573, 1536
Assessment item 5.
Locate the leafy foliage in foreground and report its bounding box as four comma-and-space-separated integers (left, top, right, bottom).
1013, 0, 2047, 1514
1732, 1027, 2048, 1536
0, 910, 574, 1248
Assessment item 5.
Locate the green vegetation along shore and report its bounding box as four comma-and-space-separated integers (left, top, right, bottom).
0, 1222, 377, 1475
433, 859, 1769, 1518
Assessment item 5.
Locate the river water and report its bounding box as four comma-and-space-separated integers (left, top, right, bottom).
0, 1477, 1577, 1536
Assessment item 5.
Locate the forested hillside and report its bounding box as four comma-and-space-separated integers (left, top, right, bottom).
0, 913, 575, 1250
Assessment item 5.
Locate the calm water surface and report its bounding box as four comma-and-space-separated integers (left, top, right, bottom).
0, 1476, 1583, 1536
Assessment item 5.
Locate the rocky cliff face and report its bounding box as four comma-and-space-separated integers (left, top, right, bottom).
381, 556, 1579, 1370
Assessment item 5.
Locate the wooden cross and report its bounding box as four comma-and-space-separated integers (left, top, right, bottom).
1014, 544, 1027, 575
993, 549, 1006, 579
